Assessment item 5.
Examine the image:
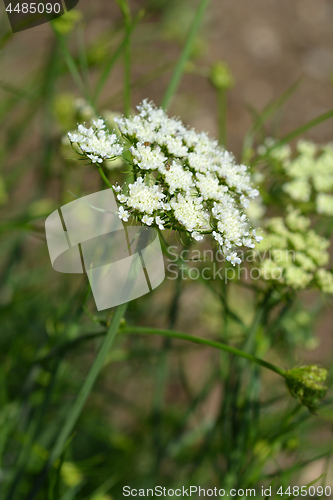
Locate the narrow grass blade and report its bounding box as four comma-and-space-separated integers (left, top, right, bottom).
161, 0, 211, 110
279, 108, 333, 146
242, 79, 301, 160
51, 25, 91, 105
0, 81, 33, 100
94, 11, 143, 103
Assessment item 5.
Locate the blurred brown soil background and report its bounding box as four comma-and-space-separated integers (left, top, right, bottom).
2, 0, 333, 151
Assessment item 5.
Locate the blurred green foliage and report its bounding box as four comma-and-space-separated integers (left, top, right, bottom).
0, 1, 333, 499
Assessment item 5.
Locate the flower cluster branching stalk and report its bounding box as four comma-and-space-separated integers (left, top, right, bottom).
120, 326, 286, 377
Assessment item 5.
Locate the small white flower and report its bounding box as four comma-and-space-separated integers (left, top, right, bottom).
118, 206, 129, 222
252, 229, 263, 243
87, 154, 103, 164
191, 231, 204, 241
142, 215, 154, 226
117, 194, 127, 203
68, 132, 81, 143
78, 123, 88, 135
92, 118, 106, 130
316, 193, 333, 216
155, 216, 165, 230
240, 194, 250, 208
243, 237, 255, 248
195, 172, 228, 201
113, 184, 121, 192
212, 231, 224, 246
226, 252, 242, 266
131, 142, 166, 170
170, 194, 209, 232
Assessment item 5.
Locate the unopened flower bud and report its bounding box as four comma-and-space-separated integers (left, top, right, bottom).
285, 364, 328, 413
209, 61, 235, 91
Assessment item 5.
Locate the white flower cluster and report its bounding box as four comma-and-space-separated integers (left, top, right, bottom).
256, 207, 333, 293
68, 118, 123, 164
112, 99, 261, 263
117, 177, 166, 217
260, 138, 333, 216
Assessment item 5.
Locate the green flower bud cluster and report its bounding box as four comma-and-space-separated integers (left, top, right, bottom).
285, 365, 328, 413
256, 207, 333, 292
53, 95, 95, 132
52, 9, 83, 35
260, 138, 333, 215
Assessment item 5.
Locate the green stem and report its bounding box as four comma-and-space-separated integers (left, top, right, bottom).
116, 0, 132, 117
121, 326, 286, 378
48, 303, 127, 465
151, 270, 183, 468
27, 304, 128, 499
124, 34, 131, 117
217, 88, 227, 147
94, 11, 143, 103
278, 108, 333, 147
51, 26, 92, 106
98, 166, 113, 189
161, 0, 211, 110
35, 325, 286, 379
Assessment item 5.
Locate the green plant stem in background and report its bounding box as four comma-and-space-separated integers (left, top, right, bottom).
278, 108, 333, 146
152, 271, 183, 468
255, 107, 333, 165
242, 79, 301, 163
49, 304, 127, 462
98, 166, 113, 189
94, 10, 143, 104
27, 303, 128, 498
124, 38, 131, 117
209, 61, 234, 147
116, 0, 132, 117
217, 89, 227, 147
121, 326, 286, 378
102, 60, 174, 109
52, 26, 92, 107
77, 25, 92, 99
161, 0, 211, 110
35, 325, 286, 379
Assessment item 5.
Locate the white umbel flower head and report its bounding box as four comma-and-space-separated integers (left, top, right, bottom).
70, 100, 262, 264
68, 118, 123, 164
